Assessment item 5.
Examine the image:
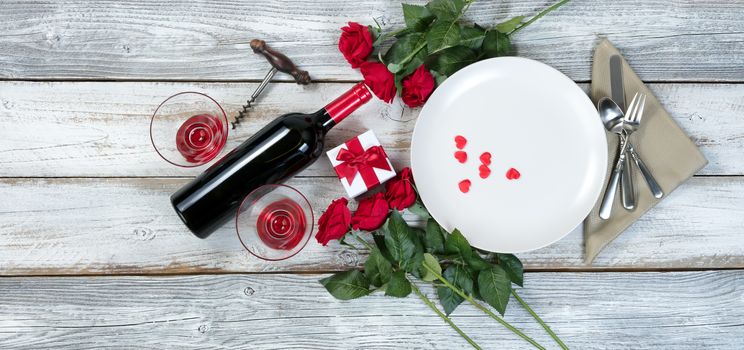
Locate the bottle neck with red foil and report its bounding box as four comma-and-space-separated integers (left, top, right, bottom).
318, 82, 372, 131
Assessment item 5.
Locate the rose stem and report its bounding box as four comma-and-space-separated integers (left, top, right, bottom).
422, 264, 546, 350
510, 0, 570, 35
512, 289, 569, 350
350, 231, 373, 251
409, 279, 482, 350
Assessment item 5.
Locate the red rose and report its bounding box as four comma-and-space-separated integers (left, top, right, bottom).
385, 167, 416, 210
338, 22, 373, 68
351, 192, 390, 231
360, 61, 397, 103
316, 198, 352, 246
401, 65, 436, 108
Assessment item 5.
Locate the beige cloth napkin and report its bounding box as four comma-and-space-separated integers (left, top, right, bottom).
583, 39, 708, 264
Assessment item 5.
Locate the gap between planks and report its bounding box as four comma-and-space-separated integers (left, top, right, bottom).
3, 266, 743, 279
0, 174, 739, 179
5, 78, 744, 84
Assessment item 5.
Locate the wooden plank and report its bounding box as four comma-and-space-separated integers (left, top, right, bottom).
0, 81, 740, 177
0, 81, 415, 177
1, 1, 743, 81
0, 271, 742, 349
1, 176, 743, 275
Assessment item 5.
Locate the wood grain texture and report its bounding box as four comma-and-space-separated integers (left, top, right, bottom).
1, 0, 744, 81
1, 176, 742, 275
1, 271, 742, 349
1, 81, 740, 177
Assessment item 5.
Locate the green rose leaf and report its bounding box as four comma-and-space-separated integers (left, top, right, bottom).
497, 253, 524, 287
444, 264, 474, 296
426, 0, 465, 21
385, 270, 412, 297
364, 248, 393, 287
387, 63, 404, 74
402, 3, 435, 32
459, 25, 486, 49
464, 252, 491, 272
320, 270, 371, 301
421, 253, 441, 282
407, 199, 431, 219
384, 33, 425, 65
424, 219, 446, 254
402, 229, 425, 277
430, 70, 448, 85
373, 232, 394, 263
426, 20, 461, 54
495, 15, 525, 34
481, 30, 511, 59
368, 24, 382, 46
385, 33, 428, 79
430, 46, 477, 76
383, 211, 417, 265
477, 266, 511, 315
411, 227, 426, 239
444, 228, 473, 259
437, 286, 463, 315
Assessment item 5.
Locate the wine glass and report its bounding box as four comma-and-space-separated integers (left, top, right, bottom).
236, 184, 314, 261
150, 91, 229, 167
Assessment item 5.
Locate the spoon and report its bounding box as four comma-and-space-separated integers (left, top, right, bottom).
597, 97, 630, 220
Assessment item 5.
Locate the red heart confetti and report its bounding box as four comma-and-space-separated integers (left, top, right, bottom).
506, 167, 521, 180
479, 164, 491, 179
479, 152, 491, 166
455, 135, 467, 149
458, 179, 471, 193
454, 151, 467, 163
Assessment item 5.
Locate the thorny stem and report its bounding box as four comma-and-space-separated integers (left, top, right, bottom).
409, 279, 482, 350
512, 290, 570, 350
510, 0, 570, 35
350, 231, 374, 251
422, 264, 547, 350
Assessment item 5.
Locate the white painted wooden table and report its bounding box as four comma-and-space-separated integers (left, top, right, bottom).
1, 1, 742, 348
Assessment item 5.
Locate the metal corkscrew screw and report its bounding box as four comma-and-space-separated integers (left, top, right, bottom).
233, 39, 311, 129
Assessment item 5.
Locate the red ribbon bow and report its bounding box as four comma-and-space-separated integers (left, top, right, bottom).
334, 137, 391, 189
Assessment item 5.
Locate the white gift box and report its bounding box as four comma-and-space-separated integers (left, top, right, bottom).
326, 130, 396, 198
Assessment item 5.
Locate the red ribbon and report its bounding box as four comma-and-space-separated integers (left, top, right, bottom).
334, 137, 391, 189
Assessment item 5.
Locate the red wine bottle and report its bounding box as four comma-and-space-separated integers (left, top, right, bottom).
171, 82, 373, 238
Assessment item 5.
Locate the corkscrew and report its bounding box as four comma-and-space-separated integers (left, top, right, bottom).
233, 39, 311, 129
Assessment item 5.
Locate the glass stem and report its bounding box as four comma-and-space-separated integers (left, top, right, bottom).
409, 279, 482, 350
512, 289, 569, 350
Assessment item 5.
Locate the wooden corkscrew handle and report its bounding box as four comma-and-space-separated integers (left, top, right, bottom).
250, 39, 310, 85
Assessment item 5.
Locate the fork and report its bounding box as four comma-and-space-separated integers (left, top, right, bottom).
623, 92, 664, 199
599, 93, 647, 219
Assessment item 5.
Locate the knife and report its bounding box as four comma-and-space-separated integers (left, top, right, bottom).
610, 54, 635, 210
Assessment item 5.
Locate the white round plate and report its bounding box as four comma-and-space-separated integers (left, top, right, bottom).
411, 57, 607, 253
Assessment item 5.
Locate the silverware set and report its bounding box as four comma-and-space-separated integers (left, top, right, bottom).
597, 55, 664, 219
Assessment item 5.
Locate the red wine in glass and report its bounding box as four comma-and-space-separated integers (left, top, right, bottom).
172, 82, 372, 239
236, 184, 314, 261
256, 198, 306, 250
150, 91, 229, 167
175, 114, 226, 164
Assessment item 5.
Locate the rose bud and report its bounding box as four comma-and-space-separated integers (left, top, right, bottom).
316, 198, 352, 246
401, 65, 436, 108
351, 192, 390, 231
338, 22, 374, 68
385, 167, 416, 210
360, 61, 397, 103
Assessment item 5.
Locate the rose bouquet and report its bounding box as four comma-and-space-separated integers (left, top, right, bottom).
317, 168, 568, 349
318, 1, 572, 348
338, 0, 570, 107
